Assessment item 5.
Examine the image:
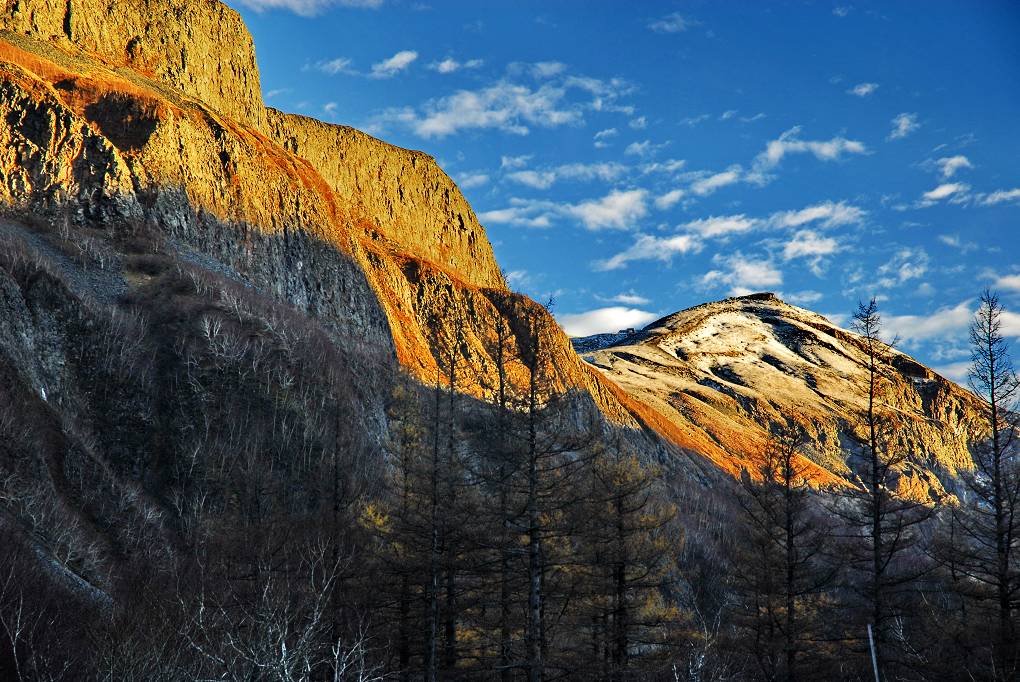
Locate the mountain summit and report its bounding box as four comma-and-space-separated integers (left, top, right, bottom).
575, 292, 984, 499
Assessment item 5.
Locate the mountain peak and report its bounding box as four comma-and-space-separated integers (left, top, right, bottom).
577, 296, 983, 499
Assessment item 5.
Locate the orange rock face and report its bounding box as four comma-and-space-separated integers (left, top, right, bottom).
0, 0, 645, 436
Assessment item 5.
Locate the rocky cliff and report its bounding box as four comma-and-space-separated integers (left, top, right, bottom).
3, 0, 264, 128
0, 0, 648, 434
578, 293, 985, 499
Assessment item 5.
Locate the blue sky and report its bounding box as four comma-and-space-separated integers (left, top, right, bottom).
226, 0, 1020, 381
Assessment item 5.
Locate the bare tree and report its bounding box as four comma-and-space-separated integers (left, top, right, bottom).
946, 289, 1020, 680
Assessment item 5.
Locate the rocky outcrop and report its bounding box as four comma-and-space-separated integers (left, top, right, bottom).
1, 0, 264, 128
267, 111, 504, 290
578, 293, 986, 499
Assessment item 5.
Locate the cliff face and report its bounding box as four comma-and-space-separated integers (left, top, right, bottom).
578, 293, 986, 499
0, 0, 644, 437
266, 111, 504, 290
2, 0, 264, 128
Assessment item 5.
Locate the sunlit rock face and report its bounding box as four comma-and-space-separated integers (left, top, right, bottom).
578, 293, 985, 500
0, 0, 649, 434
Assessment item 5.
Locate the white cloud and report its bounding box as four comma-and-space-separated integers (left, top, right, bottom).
374, 75, 630, 138
979, 188, 1020, 206
935, 155, 972, 178
370, 50, 418, 78
478, 206, 553, 229
566, 189, 648, 230
690, 167, 742, 196
782, 229, 840, 261
625, 140, 668, 157
683, 214, 759, 238
883, 301, 974, 345
649, 12, 698, 33
481, 188, 647, 231
937, 234, 977, 253
323, 101, 339, 115
847, 82, 879, 97
654, 189, 685, 210
312, 57, 355, 75
720, 110, 737, 121
833, 6, 851, 17
599, 292, 651, 306
769, 200, 866, 229
558, 307, 658, 337
752, 126, 866, 179
593, 128, 618, 148
235, 0, 382, 17
629, 116, 647, 129
922, 182, 969, 202
429, 57, 483, 74
593, 233, 700, 271
701, 254, 783, 295
934, 360, 971, 384
405, 82, 578, 137
506, 162, 626, 189
457, 172, 489, 189
888, 112, 920, 140
500, 154, 532, 170
787, 290, 824, 305
994, 274, 1020, 291
528, 61, 567, 78
876, 248, 929, 288
640, 159, 686, 174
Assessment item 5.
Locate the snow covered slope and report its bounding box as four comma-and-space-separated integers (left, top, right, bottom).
578, 293, 984, 500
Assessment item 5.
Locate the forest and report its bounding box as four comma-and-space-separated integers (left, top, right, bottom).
0, 217, 1018, 681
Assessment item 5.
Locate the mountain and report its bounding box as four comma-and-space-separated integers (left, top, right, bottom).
0, 0, 650, 427
574, 292, 984, 500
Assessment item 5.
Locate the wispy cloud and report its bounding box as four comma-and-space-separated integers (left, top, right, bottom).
689, 167, 742, 196
993, 273, 1020, 291
918, 182, 970, 207
480, 188, 648, 231
429, 57, 484, 74
505, 162, 626, 189
978, 188, 1020, 206
751, 126, 867, 181
847, 82, 879, 97
883, 301, 974, 346
648, 12, 699, 33
235, 0, 382, 17
369, 73, 631, 138
566, 189, 649, 230
654, 189, 685, 210
770, 200, 866, 229
888, 112, 920, 140
594, 200, 865, 272
597, 291, 651, 306
934, 155, 972, 178
593, 234, 701, 271
456, 172, 489, 189
701, 254, 783, 296
684, 214, 759, 238
311, 57, 355, 75
593, 128, 618, 148
876, 247, 929, 288
558, 307, 659, 337
370, 50, 418, 78
625, 140, 669, 157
